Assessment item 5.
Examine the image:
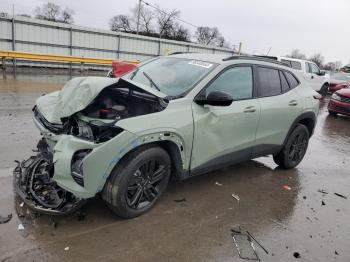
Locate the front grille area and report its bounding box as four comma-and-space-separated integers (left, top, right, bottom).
33, 107, 64, 134
339, 95, 350, 104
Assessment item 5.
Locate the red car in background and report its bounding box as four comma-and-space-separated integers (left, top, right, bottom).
107, 60, 138, 78
328, 87, 350, 116
329, 72, 350, 93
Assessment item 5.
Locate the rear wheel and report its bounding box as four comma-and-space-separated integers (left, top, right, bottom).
102, 145, 171, 218
273, 124, 309, 169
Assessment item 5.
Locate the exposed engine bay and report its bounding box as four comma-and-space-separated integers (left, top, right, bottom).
33, 80, 167, 143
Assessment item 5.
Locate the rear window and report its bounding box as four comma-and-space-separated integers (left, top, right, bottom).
257, 67, 281, 97
279, 71, 290, 92
291, 61, 302, 70
281, 59, 292, 67
284, 71, 299, 88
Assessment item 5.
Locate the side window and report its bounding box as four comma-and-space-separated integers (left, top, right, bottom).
305, 62, 311, 73
257, 67, 281, 97
309, 63, 320, 74
279, 71, 290, 92
281, 59, 292, 67
205, 67, 253, 100
284, 71, 299, 89
291, 61, 302, 70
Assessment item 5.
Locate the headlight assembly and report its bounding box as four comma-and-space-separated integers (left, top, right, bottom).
331, 93, 341, 101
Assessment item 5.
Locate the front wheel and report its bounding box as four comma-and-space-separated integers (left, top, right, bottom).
319, 84, 328, 97
273, 124, 309, 169
102, 145, 171, 218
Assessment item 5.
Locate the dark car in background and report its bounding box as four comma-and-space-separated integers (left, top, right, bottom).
329, 72, 350, 93
328, 88, 350, 116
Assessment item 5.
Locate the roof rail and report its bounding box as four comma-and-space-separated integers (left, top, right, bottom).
223, 55, 290, 67
169, 51, 194, 55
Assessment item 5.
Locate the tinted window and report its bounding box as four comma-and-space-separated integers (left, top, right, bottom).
284, 71, 299, 88
206, 67, 253, 100
281, 59, 292, 67
257, 67, 281, 97
291, 61, 302, 70
280, 71, 290, 92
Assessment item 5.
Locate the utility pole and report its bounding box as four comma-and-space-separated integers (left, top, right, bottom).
136, 0, 141, 34
238, 42, 242, 55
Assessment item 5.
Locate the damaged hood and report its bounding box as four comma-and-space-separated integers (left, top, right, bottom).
36, 77, 167, 124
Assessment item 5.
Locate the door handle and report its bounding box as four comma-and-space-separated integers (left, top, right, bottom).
311, 75, 314, 79
289, 100, 298, 106
243, 106, 256, 113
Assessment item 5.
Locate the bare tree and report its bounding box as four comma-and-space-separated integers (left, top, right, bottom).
131, 4, 154, 33
109, 15, 133, 32
35, 2, 60, 22
194, 27, 220, 45
155, 6, 180, 38
61, 8, 74, 24
171, 23, 190, 41
286, 49, 307, 60
309, 53, 324, 68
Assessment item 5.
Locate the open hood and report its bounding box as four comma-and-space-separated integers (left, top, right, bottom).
35, 77, 167, 124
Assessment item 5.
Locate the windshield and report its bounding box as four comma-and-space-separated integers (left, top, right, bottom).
123, 57, 216, 97
331, 73, 350, 81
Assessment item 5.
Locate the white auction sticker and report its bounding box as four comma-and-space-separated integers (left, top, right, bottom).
188, 60, 213, 68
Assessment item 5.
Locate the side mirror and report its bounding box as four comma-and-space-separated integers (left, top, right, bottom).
318, 71, 326, 76
195, 90, 233, 106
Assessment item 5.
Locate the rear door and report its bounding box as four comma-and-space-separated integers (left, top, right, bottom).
305, 62, 323, 91
190, 65, 260, 173
253, 66, 302, 156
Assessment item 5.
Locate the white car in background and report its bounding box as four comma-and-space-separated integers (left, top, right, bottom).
278, 57, 330, 96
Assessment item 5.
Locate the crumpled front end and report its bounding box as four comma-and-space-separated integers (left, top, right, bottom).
13, 139, 86, 215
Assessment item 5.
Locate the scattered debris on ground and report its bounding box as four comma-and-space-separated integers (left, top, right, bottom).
64, 247, 70, 251
283, 185, 291, 191
318, 189, 328, 195
17, 223, 29, 238
230, 226, 269, 261
334, 193, 347, 199
215, 182, 223, 186
302, 196, 307, 199
321, 200, 325, 206
0, 213, 12, 224
19, 202, 24, 207
335, 250, 339, 255
231, 194, 240, 202
293, 252, 300, 258
174, 198, 186, 203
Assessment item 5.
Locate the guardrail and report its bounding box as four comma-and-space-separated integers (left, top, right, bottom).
0, 50, 139, 65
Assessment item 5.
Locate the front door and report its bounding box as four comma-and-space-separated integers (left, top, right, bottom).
305, 62, 323, 91
190, 65, 260, 174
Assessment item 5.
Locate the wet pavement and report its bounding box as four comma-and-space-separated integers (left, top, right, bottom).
0, 74, 349, 262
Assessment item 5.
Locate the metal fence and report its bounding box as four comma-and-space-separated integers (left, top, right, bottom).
0, 16, 234, 69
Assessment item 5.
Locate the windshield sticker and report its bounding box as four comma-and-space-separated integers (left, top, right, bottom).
188, 60, 213, 68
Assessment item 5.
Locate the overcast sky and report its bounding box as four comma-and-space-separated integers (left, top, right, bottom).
2, 0, 349, 65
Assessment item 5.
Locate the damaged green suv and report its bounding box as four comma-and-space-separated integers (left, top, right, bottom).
14, 54, 320, 218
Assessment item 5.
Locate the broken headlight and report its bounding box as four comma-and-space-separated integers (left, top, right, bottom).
71, 149, 92, 187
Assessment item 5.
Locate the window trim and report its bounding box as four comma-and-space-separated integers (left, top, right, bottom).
254, 65, 301, 98
194, 63, 256, 102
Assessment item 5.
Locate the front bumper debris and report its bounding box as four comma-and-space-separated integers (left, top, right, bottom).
13, 139, 86, 215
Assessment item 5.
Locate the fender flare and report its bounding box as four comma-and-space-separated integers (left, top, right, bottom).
283, 111, 316, 145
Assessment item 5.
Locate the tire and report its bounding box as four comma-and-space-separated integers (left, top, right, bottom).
328, 111, 337, 116
319, 84, 328, 98
273, 124, 309, 169
102, 145, 171, 219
